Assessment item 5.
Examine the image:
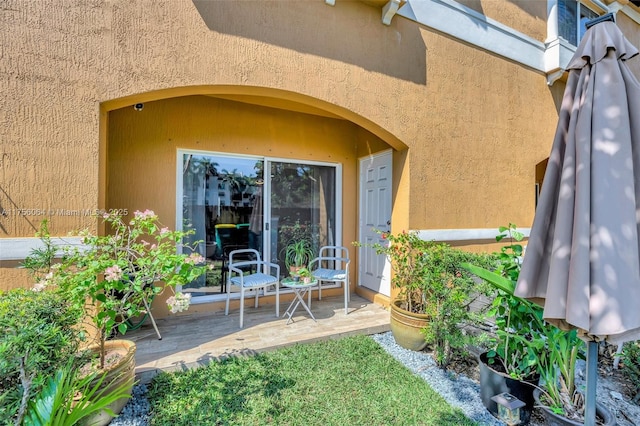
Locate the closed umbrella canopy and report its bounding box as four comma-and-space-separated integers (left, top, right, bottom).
515, 20, 640, 345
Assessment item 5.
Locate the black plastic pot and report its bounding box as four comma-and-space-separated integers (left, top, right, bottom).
533, 388, 617, 426
479, 352, 538, 425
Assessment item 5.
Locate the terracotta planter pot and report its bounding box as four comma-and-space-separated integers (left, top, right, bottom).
389, 299, 430, 351
479, 352, 538, 425
533, 388, 617, 426
84, 339, 136, 426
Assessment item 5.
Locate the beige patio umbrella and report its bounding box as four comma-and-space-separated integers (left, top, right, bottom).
514, 15, 640, 426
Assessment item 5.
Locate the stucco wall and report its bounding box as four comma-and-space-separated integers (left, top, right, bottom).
1, 0, 583, 292
409, 26, 560, 230
456, 0, 548, 41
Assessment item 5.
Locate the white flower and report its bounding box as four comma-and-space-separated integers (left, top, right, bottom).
104, 265, 123, 282
32, 280, 48, 292
184, 253, 205, 265
167, 292, 191, 314
134, 209, 156, 220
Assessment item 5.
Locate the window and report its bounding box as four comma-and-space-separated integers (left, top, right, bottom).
558, 0, 599, 46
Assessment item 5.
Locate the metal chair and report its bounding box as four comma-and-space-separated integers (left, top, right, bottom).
308, 246, 350, 314
224, 248, 280, 328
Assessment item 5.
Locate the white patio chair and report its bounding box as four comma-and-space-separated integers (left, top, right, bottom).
308, 245, 350, 315
224, 248, 280, 328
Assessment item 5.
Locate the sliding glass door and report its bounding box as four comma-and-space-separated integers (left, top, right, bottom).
178, 151, 340, 302
264, 160, 338, 291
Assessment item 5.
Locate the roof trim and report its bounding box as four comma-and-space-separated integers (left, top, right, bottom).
397, 0, 640, 85
397, 0, 546, 72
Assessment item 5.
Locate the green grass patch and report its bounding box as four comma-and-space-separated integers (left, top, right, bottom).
147, 335, 477, 425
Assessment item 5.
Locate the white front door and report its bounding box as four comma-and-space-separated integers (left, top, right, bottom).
358, 150, 392, 296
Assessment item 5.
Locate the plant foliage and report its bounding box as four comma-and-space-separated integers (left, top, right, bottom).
461, 224, 587, 419
621, 341, 640, 404
23, 360, 132, 426
463, 224, 547, 381
27, 211, 210, 370
361, 230, 497, 367
0, 289, 83, 425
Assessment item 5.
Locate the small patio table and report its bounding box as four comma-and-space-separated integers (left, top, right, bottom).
281, 278, 317, 324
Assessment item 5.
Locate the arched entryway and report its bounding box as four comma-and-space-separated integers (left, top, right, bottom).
100, 87, 405, 317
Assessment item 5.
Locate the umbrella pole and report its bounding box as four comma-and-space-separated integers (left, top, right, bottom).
584, 340, 598, 426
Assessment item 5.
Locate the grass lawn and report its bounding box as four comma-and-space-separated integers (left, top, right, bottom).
147, 335, 477, 425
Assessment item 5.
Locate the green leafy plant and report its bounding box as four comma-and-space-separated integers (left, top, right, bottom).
462, 224, 587, 419
0, 288, 83, 425
278, 220, 318, 271
621, 341, 640, 404
20, 220, 57, 283
35, 210, 210, 370
363, 230, 497, 367
283, 239, 315, 270
462, 224, 548, 381
536, 327, 585, 418
22, 360, 132, 426
296, 267, 312, 278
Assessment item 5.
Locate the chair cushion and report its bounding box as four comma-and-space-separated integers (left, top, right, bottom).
312, 268, 347, 281
230, 273, 278, 288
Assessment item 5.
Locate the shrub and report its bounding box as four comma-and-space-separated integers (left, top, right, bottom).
0, 288, 83, 425
621, 341, 640, 404
417, 242, 498, 367
364, 230, 497, 367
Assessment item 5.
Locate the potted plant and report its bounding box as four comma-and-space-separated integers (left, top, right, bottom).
297, 267, 313, 284
32, 210, 210, 424
363, 230, 496, 367
463, 225, 616, 425
284, 238, 315, 276
461, 224, 547, 424
533, 327, 616, 425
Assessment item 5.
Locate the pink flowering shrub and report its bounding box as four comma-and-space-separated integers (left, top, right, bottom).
41, 210, 211, 368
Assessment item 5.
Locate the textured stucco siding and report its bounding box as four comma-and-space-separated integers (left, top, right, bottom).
2, 0, 579, 292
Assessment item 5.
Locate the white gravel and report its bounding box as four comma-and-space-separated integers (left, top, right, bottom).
371, 332, 506, 426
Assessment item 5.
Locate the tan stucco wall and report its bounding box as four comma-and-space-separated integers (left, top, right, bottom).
7, 0, 635, 299
108, 95, 367, 226
456, 0, 548, 41
409, 26, 560, 230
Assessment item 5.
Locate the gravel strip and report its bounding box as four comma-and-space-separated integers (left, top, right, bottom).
110, 332, 504, 425
371, 332, 505, 426
109, 383, 150, 426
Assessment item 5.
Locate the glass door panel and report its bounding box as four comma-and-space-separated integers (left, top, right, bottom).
267, 161, 337, 281
181, 152, 263, 298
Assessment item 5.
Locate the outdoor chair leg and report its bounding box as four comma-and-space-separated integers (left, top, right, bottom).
224, 279, 231, 316
344, 281, 349, 315
240, 287, 245, 328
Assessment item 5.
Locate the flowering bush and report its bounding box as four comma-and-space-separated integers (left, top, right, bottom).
34, 210, 210, 368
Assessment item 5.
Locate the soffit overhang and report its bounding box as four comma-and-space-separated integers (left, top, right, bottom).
206, 94, 344, 120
